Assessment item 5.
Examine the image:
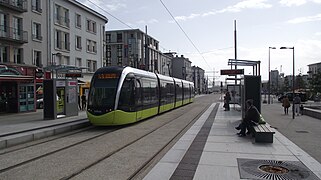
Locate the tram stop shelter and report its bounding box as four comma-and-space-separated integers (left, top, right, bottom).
42, 65, 86, 120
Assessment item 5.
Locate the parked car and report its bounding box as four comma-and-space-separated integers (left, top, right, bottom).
36, 94, 43, 109
36, 94, 63, 109
278, 92, 307, 102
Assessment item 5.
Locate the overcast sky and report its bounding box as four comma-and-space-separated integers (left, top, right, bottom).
78, 0, 321, 82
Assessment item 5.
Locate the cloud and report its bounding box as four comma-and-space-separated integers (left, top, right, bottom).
79, 0, 127, 12
173, 0, 272, 22
315, 32, 321, 36
279, 0, 321, 6
137, 19, 159, 24
218, 0, 272, 13
287, 13, 321, 24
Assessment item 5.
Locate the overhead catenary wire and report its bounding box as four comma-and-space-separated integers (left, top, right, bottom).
159, 0, 211, 69
84, 0, 134, 29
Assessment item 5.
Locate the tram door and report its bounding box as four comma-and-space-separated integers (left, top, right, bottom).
135, 79, 143, 121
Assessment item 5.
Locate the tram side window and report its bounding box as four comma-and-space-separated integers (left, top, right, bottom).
176, 83, 182, 101
142, 79, 151, 109
118, 78, 135, 112
135, 79, 143, 111
150, 81, 158, 107
184, 84, 189, 100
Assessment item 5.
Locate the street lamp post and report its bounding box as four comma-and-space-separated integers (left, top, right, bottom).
280, 47, 295, 119
268, 47, 276, 104
51, 52, 62, 79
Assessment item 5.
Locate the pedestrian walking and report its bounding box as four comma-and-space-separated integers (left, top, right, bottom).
282, 95, 290, 115
78, 94, 81, 110
294, 94, 301, 116
81, 94, 87, 110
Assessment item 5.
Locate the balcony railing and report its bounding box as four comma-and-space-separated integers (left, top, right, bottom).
54, 14, 70, 28
32, 34, 42, 41
31, 5, 42, 13
0, 0, 28, 12
0, 25, 28, 43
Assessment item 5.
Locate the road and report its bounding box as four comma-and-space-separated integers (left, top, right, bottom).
261, 100, 321, 164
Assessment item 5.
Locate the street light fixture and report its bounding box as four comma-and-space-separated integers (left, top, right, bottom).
280, 46, 295, 119
268, 47, 276, 104
51, 52, 62, 78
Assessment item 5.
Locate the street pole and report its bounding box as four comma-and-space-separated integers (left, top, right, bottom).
292, 47, 295, 119
280, 47, 295, 119
268, 47, 271, 104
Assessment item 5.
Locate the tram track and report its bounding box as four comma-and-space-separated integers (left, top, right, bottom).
63, 103, 211, 180
0, 126, 120, 173
0, 95, 215, 179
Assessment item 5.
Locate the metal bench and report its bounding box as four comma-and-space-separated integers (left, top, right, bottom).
252, 123, 275, 143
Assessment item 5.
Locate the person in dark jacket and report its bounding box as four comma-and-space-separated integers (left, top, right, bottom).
81, 94, 87, 110
224, 91, 231, 111
235, 99, 260, 137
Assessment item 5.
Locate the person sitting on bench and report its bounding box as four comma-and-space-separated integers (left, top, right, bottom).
235, 99, 260, 137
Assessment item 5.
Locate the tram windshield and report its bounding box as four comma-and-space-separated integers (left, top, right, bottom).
88, 78, 118, 111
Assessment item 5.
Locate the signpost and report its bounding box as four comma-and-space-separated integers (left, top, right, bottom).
220, 69, 244, 76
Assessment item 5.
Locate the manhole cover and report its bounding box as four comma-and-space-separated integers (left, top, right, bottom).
237, 158, 320, 180
259, 165, 289, 174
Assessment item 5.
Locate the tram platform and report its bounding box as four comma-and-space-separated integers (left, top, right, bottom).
0, 110, 89, 149
144, 102, 321, 180
0, 102, 321, 179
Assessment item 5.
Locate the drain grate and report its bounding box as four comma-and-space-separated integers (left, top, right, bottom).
237, 158, 320, 180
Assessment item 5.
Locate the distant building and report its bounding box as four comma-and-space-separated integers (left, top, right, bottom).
0, 0, 108, 114
171, 55, 192, 82
307, 62, 321, 78
192, 66, 205, 94
105, 29, 161, 73
270, 70, 279, 94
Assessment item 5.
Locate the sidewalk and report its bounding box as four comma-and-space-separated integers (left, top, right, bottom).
0, 110, 89, 149
144, 102, 321, 179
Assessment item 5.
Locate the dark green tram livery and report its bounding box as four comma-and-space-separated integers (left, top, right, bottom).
87, 66, 194, 126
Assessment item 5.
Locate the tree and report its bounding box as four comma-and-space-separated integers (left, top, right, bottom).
282, 76, 291, 92
295, 74, 306, 90
309, 72, 321, 94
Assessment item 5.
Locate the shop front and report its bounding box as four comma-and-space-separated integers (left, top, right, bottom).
0, 64, 37, 114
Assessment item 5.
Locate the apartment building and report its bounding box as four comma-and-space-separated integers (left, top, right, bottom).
0, 0, 49, 113
106, 29, 161, 73
171, 54, 192, 82
192, 66, 205, 94
0, 0, 107, 114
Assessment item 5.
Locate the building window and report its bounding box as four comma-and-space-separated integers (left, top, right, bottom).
32, 22, 42, 40
106, 34, 111, 43
86, 39, 97, 53
65, 56, 70, 65
75, 13, 81, 28
0, 46, 9, 63
86, 19, 96, 33
54, 4, 69, 27
33, 50, 41, 67
117, 33, 122, 43
87, 60, 97, 72
55, 29, 70, 51
76, 57, 82, 67
76, 35, 81, 50
93, 61, 97, 72
87, 60, 91, 72
31, 0, 42, 13
12, 17, 22, 40
13, 48, 22, 64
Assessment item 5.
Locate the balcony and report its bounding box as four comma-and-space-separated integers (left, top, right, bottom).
0, 0, 28, 12
54, 15, 70, 28
0, 25, 28, 43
